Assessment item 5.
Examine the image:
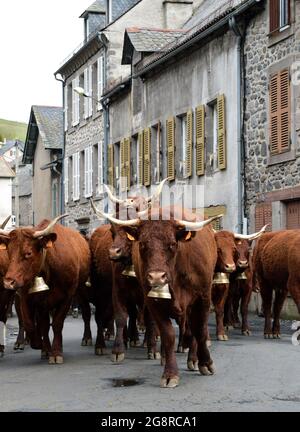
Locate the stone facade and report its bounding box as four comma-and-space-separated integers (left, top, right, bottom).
244, 0, 300, 231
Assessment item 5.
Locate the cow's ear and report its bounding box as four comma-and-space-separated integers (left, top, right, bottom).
125, 227, 139, 241
37, 233, 57, 249
176, 228, 196, 242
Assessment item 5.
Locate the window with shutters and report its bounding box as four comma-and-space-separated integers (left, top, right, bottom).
166, 117, 175, 181
97, 56, 104, 111
64, 157, 69, 205
255, 204, 272, 231
151, 123, 162, 184
84, 146, 93, 198
72, 77, 80, 126
269, 69, 290, 156
204, 206, 226, 231
72, 152, 80, 201
270, 0, 290, 34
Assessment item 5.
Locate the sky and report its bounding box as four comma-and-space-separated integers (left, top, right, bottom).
0, 0, 93, 123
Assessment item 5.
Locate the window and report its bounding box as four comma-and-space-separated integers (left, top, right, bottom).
180, 111, 193, 178
97, 142, 103, 194
97, 56, 104, 110
151, 123, 162, 184
72, 77, 80, 126
270, 0, 290, 34
84, 147, 93, 197
269, 69, 290, 155
72, 152, 80, 201
84, 66, 93, 119
64, 157, 69, 204
64, 85, 68, 131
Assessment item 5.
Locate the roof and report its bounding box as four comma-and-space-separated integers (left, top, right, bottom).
122, 28, 186, 65
23, 106, 63, 164
0, 140, 24, 156
79, 0, 106, 18
111, 0, 141, 23
0, 156, 15, 178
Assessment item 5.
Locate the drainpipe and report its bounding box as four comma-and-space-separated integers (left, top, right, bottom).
229, 16, 244, 234
98, 32, 109, 185
54, 73, 65, 217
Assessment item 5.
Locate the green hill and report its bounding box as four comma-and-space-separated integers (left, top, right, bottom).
0, 118, 27, 142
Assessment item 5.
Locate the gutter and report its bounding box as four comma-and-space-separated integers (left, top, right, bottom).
132, 0, 263, 79
54, 73, 65, 217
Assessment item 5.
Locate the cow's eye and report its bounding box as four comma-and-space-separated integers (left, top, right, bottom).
169, 243, 176, 251
24, 252, 32, 259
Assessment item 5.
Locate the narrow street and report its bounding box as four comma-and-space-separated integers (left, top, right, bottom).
1, 313, 299, 412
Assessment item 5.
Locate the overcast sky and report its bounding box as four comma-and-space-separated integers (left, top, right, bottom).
0, 0, 92, 123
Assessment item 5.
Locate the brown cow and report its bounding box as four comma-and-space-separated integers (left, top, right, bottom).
0, 215, 90, 364
96, 207, 221, 388
251, 229, 299, 338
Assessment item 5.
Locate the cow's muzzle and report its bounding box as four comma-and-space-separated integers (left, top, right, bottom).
237, 260, 248, 269
147, 271, 168, 287
109, 247, 123, 261
224, 263, 236, 273
3, 278, 17, 291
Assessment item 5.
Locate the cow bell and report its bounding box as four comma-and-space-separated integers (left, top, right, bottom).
213, 272, 230, 284
28, 276, 50, 294
236, 272, 247, 281
121, 265, 136, 278
147, 284, 171, 300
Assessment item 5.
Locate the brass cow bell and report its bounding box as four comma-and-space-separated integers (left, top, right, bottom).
85, 278, 92, 287
28, 276, 50, 294
147, 284, 171, 300
121, 265, 136, 278
213, 272, 230, 284
236, 272, 247, 281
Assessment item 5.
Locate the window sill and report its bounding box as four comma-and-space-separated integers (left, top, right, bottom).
267, 149, 295, 166
268, 24, 294, 47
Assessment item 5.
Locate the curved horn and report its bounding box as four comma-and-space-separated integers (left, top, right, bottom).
177, 214, 223, 231
147, 177, 170, 203
103, 184, 124, 204
91, 199, 140, 227
234, 224, 269, 241
1, 216, 11, 230
33, 214, 69, 238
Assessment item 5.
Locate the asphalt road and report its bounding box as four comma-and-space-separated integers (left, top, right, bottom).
0, 312, 300, 412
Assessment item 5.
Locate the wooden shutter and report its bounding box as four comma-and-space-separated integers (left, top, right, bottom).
125, 137, 131, 191
138, 131, 143, 185
108, 144, 114, 187
269, 0, 279, 33
269, 69, 290, 155
97, 56, 104, 111
84, 69, 88, 119
196, 105, 205, 176
217, 94, 226, 170
64, 157, 69, 204
143, 128, 151, 186
166, 117, 175, 180
64, 85, 68, 132
287, 201, 300, 229
88, 66, 93, 117
204, 205, 226, 231
186, 110, 193, 178
255, 204, 272, 232
120, 139, 126, 192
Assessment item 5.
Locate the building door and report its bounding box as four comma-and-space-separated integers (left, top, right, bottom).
286, 201, 300, 229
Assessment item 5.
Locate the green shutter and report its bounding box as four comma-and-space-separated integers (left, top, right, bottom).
143, 128, 151, 186
186, 110, 193, 178
217, 94, 226, 170
166, 117, 175, 181
196, 105, 205, 176
138, 131, 144, 185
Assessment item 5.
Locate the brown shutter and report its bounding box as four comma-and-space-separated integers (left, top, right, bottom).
269, 69, 290, 155
125, 137, 131, 191
143, 127, 151, 186
255, 204, 272, 232
196, 105, 205, 176
217, 94, 226, 170
108, 144, 114, 187
166, 117, 175, 180
138, 131, 143, 185
269, 0, 279, 33
186, 110, 193, 178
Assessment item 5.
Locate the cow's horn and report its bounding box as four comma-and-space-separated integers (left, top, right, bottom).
146, 177, 170, 203
91, 199, 140, 226
1, 216, 11, 229
33, 214, 69, 238
234, 224, 269, 241
103, 184, 125, 204
177, 214, 223, 231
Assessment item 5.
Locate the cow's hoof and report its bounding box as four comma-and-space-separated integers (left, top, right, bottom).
48, 355, 63, 364
177, 345, 184, 353
187, 360, 198, 371
160, 376, 179, 388
206, 339, 212, 347
161, 357, 166, 366
156, 336, 161, 341
273, 333, 281, 339
148, 352, 154, 360
242, 330, 251, 336
199, 363, 215, 376
154, 352, 161, 360
130, 340, 140, 347
95, 347, 105, 356
264, 333, 272, 339
111, 353, 125, 363
81, 338, 92, 346
14, 343, 25, 351
217, 334, 228, 341
143, 342, 147, 348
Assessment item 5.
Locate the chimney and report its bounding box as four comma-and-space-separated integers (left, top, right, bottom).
163, 0, 196, 29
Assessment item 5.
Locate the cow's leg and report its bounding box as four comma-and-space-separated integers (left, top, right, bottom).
187, 336, 198, 371
143, 307, 160, 359
94, 306, 107, 355
111, 304, 128, 363
105, 319, 115, 341
14, 294, 27, 350
260, 279, 273, 338
190, 297, 215, 376
49, 299, 72, 364
241, 281, 252, 336
128, 303, 140, 347
224, 286, 234, 329
272, 288, 288, 338
80, 297, 92, 346
38, 309, 51, 360
212, 283, 229, 341
232, 282, 241, 328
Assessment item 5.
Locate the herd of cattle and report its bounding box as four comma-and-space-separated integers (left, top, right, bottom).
0, 178, 299, 388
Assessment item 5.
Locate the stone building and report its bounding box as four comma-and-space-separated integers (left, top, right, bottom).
103, 0, 264, 231
245, 0, 300, 232
23, 106, 63, 225
0, 157, 15, 228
